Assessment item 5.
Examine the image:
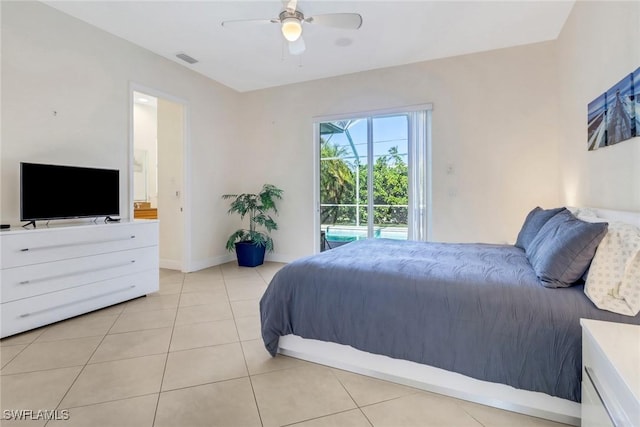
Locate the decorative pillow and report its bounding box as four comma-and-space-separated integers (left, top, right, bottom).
526, 210, 608, 288
572, 213, 608, 281
515, 207, 566, 251
584, 222, 640, 316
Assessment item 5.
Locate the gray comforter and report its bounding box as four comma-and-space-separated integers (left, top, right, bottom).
260, 239, 640, 402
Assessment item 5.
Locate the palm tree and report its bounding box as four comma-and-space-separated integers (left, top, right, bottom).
320, 139, 355, 224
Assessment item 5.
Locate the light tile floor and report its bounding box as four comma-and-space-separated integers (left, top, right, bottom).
0, 263, 571, 427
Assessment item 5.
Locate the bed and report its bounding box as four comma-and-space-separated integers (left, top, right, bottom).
259, 207, 640, 425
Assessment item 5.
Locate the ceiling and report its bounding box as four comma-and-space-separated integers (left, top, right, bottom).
44, 1, 575, 93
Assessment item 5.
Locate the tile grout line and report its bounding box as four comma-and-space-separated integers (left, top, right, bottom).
151, 270, 186, 427
0, 325, 50, 375
0, 325, 49, 365
109, 303, 180, 335
279, 407, 368, 427
359, 408, 375, 427
247, 359, 328, 379
255, 267, 272, 284
328, 368, 361, 409
174, 316, 237, 329
223, 264, 266, 426
465, 411, 488, 427
356, 391, 424, 410
0, 343, 31, 371
82, 348, 173, 367
0, 327, 50, 379
288, 362, 382, 426
239, 344, 265, 427
46, 391, 160, 413
1, 363, 86, 378
159, 373, 251, 394
2, 326, 168, 377
165, 339, 240, 354
327, 368, 378, 427
46, 303, 127, 426
170, 272, 239, 351
98, 325, 173, 336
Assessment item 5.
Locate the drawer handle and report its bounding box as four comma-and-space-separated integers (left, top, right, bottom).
19, 235, 136, 252
18, 260, 136, 285
18, 285, 136, 318
584, 366, 626, 427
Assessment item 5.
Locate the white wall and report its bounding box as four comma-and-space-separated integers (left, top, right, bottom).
1, 1, 241, 271
556, 0, 640, 211
238, 42, 563, 261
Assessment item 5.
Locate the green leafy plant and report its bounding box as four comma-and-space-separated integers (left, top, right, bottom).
222, 184, 284, 252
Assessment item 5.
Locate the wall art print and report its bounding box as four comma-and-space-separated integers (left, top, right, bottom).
635, 67, 640, 138
587, 67, 638, 151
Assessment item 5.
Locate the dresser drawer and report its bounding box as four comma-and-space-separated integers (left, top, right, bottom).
0, 269, 158, 338
0, 222, 158, 268
581, 321, 640, 427
1, 246, 158, 303
582, 375, 615, 427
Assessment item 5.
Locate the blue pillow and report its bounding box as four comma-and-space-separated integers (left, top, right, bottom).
526, 210, 608, 288
515, 207, 566, 251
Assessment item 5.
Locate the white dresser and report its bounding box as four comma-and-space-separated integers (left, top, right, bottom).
0, 220, 159, 338
581, 319, 640, 427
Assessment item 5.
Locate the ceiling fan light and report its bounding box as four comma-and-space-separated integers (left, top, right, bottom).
281, 18, 302, 41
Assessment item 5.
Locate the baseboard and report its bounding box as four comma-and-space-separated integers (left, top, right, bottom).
159, 258, 182, 270
177, 252, 290, 273
265, 253, 297, 264
186, 254, 235, 272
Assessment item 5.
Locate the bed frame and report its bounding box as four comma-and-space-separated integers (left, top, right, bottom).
277, 207, 640, 426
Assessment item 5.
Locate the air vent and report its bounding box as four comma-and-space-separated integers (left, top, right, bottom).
176, 53, 198, 64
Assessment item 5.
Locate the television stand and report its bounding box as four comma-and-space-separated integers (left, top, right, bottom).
22, 220, 36, 228
0, 220, 159, 338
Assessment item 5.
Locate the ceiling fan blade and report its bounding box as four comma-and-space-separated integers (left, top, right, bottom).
288, 36, 306, 55
221, 18, 278, 27
305, 13, 362, 30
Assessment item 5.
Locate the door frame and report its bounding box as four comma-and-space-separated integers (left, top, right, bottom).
129, 82, 192, 272
312, 103, 433, 254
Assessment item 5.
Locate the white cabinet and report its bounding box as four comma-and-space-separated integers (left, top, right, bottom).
581, 319, 640, 427
0, 221, 159, 338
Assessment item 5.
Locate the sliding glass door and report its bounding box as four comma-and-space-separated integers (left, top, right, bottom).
318, 108, 429, 251
370, 115, 409, 240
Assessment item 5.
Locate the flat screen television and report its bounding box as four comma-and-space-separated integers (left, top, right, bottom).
20, 162, 120, 222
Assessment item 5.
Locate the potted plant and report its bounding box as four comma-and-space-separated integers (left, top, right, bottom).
223, 184, 284, 267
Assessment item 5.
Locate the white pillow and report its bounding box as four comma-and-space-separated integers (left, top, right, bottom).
569, 207, 599, 218
567, 207, 608, 225
584, 222, 640, 316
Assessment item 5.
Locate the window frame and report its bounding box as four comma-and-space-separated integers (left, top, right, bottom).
313, 104, 433, 253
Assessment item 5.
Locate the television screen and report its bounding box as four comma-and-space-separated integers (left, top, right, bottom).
21, 162, 120, 221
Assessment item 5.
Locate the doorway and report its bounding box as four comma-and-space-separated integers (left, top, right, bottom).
131, 86, 189, 271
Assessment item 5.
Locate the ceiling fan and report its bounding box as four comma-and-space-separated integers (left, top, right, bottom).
221, 0, 363, 55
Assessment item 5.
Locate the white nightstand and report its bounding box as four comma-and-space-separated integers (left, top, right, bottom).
581, 319, 640, 426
